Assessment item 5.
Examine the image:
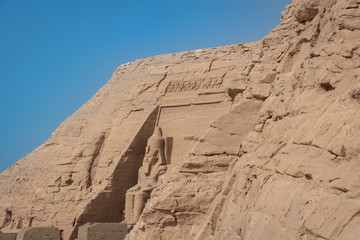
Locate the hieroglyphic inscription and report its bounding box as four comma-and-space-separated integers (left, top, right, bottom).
165, 78, 223, 94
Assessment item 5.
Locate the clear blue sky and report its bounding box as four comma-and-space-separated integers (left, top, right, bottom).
0, 0, 291, 173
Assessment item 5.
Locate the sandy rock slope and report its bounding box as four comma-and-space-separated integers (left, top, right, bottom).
1, 0, 360, 239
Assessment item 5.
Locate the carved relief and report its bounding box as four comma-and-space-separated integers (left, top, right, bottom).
124, 127, 168, 227
165, 78, 223, 94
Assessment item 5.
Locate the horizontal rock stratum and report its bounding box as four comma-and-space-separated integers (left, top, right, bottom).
1, 0, 360, 239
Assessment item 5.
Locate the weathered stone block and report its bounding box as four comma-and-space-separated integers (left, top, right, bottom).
294, 0, 319, 22
0, 233, 17, 240
16, 227, 59, 240
78, 223, 127, 240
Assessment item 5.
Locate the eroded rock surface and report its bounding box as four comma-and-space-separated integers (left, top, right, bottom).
1, 0, 360, 240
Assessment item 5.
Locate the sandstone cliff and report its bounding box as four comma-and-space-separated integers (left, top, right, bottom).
1, 0, 360, 239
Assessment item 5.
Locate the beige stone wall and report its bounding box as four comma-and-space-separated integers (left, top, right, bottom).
16, 227, 59, 240
0, 233, 17, 240
158, 102, 231, 172
78, 223, 127, 240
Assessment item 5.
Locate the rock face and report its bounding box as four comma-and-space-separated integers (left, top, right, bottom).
1, 0, 360, 239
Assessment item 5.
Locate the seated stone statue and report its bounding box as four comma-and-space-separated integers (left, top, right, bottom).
125, 127, 167, 226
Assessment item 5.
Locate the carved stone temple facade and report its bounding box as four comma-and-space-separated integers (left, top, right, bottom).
2, 1, 360, 239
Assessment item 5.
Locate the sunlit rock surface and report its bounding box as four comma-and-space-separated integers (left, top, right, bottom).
1, 0, 360, 239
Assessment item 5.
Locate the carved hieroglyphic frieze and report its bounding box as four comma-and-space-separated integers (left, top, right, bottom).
165, 78, 223, 94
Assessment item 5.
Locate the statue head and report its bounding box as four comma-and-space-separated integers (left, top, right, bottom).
146, 127, 164, 153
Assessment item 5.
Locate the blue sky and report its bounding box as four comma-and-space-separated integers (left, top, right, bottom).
0, 0, 291, 173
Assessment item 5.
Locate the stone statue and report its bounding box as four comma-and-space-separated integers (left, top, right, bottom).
124, 127, 167, 226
